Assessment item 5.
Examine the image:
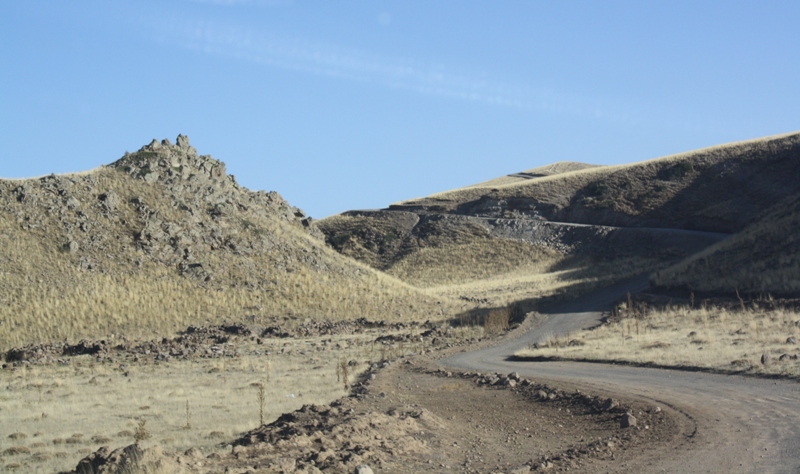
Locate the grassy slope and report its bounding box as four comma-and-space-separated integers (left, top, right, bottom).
653, 193, 800, 295
0, 139, 449, 350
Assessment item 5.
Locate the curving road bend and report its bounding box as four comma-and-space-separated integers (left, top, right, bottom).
441, 276, 800, 473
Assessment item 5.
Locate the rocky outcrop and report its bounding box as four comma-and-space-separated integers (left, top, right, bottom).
0, 135, 323, 282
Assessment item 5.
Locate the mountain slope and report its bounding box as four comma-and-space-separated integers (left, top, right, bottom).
397, 131, 800, 233
0, 136, 448, 349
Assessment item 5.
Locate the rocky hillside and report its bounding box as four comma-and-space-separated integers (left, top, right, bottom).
652, 193, 800, 295
0, 136, 448, 349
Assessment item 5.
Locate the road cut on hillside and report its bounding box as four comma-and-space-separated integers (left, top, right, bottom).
442, 276, 800, 473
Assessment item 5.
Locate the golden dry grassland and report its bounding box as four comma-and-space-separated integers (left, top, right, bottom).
0, 325, 487, 473
384, 238, 665, 308
516, 303, 800, 377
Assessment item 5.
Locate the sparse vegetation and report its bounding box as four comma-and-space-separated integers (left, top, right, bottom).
133, 420, 151, 444
4, 131, 800, 472
255, 383, 266, 426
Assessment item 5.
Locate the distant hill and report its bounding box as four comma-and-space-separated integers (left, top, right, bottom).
0, 136, 447, 349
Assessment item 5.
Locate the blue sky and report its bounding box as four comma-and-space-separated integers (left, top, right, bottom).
2, 1, 799, 218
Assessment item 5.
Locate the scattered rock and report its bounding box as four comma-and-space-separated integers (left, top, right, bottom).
620, 412, 637, 428
276, 456, 296, 473
537, 390, 549, 400
184, 447, 203, 459
761, 353, 772, 366
602, 398, 619, 411
509, 465, 531, 474
787, 337, 797, 344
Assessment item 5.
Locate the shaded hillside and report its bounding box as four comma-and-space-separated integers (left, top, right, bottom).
652, 193, 800, 295
0, 136, 448, 349
397, 131, 800, 233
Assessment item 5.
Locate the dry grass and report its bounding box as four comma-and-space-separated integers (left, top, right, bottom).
0, 255, 448, 350
386, 239, 560, 288
516, 304, 800, 377
653, 193, 800, 295
0, 328, 451, 473
463, 162, 601, 189
418, 251, 665, 309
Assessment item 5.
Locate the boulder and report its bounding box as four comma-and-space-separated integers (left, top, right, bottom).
354, 465, 374, 474
537, 390, 549, 400
602, 398, 619, 411
620, 412, 637, 428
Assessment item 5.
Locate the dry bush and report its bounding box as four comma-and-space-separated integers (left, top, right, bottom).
484, 308, 510, 335
133, 420, 151, 444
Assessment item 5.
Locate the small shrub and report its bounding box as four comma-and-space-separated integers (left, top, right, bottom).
484, 308, 510, 335
336, 358, 350, 390
133, 420, 151, 444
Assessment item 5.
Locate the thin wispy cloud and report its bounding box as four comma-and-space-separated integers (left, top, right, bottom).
181, 0, 293, 6
143, 16, 639, 123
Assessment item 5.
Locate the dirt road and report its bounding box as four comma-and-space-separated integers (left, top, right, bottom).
442, 277, 800, 473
